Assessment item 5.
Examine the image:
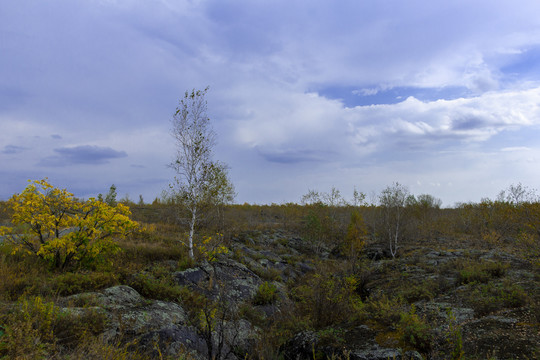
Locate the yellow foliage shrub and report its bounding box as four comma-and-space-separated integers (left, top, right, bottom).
0, 179, 139, 270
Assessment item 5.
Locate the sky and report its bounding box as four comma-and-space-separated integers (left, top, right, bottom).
2, 0, 540, 207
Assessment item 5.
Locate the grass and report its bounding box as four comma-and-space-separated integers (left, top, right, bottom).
0, 200, 538, 359
466, 280, 530, 316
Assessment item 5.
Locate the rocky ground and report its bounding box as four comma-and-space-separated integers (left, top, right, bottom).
57, 230, 539, 359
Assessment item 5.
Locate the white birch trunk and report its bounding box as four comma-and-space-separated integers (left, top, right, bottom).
188, 207, 197, 259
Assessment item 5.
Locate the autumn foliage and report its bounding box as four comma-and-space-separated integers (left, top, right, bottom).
0, 179, 138, 270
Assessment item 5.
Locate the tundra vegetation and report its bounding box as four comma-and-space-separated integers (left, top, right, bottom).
0, 94, 537, 359
0, 179, 538, 359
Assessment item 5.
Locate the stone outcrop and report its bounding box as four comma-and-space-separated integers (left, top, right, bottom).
55, 230, 539, 359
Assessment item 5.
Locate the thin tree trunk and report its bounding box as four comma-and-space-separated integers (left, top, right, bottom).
188, 207, 197, 259
392, 215, 400, 258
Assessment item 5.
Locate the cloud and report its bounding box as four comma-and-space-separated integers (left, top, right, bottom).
258, 148, 335, 164
231, 86, 540, 169
501, 146, 531, 152
353, 88, 380, 96
40, 145, 127, 166
2, 145, 26, 154
345, 87, 540, 152
3, 0, 540, 205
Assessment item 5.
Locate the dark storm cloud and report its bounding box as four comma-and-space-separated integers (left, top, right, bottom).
40, 145, 127, 166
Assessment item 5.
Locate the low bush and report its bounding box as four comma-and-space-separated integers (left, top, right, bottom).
253, 281, 278, 305
457, 260, 508, 285
127, 273, 184, 302
400, 281, 435, 302
252, 266, 282, 281
51, 271, 119, 296
238, 302, 267, 327
0, 296, 108, 359
316, 327, 346, 347
398, 305, 433, 354
362, 293, 404, 328
118, 240, 186, 264
292, 271, 363, 329
467, 280, 529, 316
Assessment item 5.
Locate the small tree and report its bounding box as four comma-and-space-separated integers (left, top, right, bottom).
105, 184, 117, 206
343, 210, 367, 271
300, 187, 346, 253
352, 187, 367, 207
408, 194, 442, 239
169, 88, 235, 259
0, 179, 138, 270
379, 182, 409, 258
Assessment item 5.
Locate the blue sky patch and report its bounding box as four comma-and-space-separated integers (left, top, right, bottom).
316, 85, 471, 107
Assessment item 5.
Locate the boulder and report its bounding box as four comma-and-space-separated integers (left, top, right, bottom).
63, 285, 199, 358
174, 259, 263, 306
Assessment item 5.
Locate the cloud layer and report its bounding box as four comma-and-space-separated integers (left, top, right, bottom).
40, 146, 128, 166
2, 0, 540, 205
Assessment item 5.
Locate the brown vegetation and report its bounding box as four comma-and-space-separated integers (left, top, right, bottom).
0, 184, 539, 359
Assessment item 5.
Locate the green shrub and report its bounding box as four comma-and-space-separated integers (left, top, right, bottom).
177, 256, 197, 271
0, 245, 51, 300
316, 327, 346, 347
292, 272, 363, 329
253, 281, 278, 305
252, 266, 282, 281
363, 293, 403, 328
467, 280, 529, 316
445, 310, 464, 360
128, 273, 184, 301
0, 296, 59, 358
0, 296, 108, 359
238, 302, 266, 327
398, 305, 433, 354
400, 281, 435, 302
458, 261, 508, 285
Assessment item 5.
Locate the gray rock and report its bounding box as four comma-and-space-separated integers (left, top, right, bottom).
174, 267, 210, 286
349, 348, 423, 360
99, 285, 145, 308
462, 314, 539, 358
174, 259, 263, 306
63, 286, 187, 343
138, 325, 207, 360
297, 262, 315, 274
280, 331, 319, 360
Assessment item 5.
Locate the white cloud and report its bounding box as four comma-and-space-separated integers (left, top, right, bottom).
501, 146, 531, 152
3, 0, 540, 203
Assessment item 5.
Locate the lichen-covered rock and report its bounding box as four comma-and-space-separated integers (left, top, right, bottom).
343, 325, 423, 360
462, 313, 540, 359
280, 331, 319, 360
98, 285, 146, 309
174, 259, 263, 306
280, 328, 423, 360
138, 325, 207, 360
349, 348, 423, 360
63, 286, 188, 343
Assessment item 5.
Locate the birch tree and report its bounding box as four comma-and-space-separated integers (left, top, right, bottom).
170, 88, 235, 259
379, 182, 409, 258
